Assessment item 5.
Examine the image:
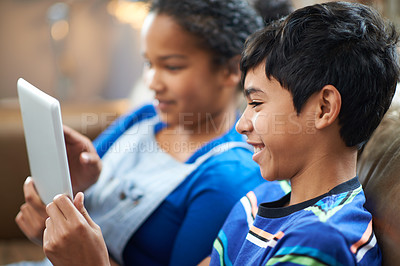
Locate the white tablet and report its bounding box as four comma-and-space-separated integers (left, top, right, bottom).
17, 78, 73, 205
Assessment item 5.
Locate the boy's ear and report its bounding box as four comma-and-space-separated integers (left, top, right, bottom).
315, 85, 341, 129
222, 55, 241, 87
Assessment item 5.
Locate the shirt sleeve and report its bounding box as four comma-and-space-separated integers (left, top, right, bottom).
168, 162, 261, 266
210, 199, 250, 266
93, 104, 156, 158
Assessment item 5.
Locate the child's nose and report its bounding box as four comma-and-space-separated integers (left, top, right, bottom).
145, 69, 165, 93
236, 110, 254, 135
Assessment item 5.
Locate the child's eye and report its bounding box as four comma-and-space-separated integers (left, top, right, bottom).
249, 101, 262, 108
166, 65, 184, 71
144, 60, 152, 68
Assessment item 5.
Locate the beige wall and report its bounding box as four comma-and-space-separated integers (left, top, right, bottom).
384, 0, 400, 27
0, 0, 397, 103
0, 0, 143, 103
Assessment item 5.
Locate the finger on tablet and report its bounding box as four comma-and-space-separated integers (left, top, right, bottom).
73, 192, 96, 227
49, 194, 82, 223
45, 217, 53, 231
80, 152, 97, 164
23, 177, 45, 208
63, 125, 87, 145
16, 203, 46, 245
46, 200, 66, 224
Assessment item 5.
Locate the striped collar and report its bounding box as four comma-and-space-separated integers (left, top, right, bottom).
258, 177, 360, 218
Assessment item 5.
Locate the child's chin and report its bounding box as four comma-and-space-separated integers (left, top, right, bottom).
260, 169, 275, 182
158, 112, 177, 125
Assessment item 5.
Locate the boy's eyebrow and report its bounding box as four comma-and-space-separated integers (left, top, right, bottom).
244, 87, 265, 97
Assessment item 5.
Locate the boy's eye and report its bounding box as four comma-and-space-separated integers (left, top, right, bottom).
248, 101, 262, 108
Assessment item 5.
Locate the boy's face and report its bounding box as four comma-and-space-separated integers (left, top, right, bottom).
236, 63, 316, 181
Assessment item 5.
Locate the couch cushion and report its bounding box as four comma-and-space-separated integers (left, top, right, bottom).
0, 99, 129, 239
358, 104, 400, 265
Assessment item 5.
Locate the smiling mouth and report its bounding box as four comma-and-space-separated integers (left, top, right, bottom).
248, 142, 265, 154
154, 99, 176, 111
155, 98, 175, 104
254, 146, 264, 153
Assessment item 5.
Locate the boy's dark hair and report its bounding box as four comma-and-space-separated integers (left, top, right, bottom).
241, 1, 400, 148
149, 0, 263, 65
249, 0, 294, 24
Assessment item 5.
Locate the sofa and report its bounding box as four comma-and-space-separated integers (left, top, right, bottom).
0, 99, 130, 240
358, 103, 400, 265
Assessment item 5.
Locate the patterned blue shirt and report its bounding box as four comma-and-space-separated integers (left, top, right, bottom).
211, 177, 380, 265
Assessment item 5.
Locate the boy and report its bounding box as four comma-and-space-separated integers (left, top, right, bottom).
210, 2, 399, 265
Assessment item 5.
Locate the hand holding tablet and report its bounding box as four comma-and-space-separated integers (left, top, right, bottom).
63, 124, 102, 193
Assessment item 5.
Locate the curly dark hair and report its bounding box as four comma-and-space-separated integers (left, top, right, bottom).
241, 2, 400, 148
248, 0, 293, 24
149, 0, 263, 65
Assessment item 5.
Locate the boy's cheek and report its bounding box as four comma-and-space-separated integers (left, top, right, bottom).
253, 112, 272, 135
252, 112, 262, 134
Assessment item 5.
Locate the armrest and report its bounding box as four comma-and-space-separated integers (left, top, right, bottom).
0, 99, 130, 239
358, 104, 400, 265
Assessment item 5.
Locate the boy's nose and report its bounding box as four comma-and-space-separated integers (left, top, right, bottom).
236, 110, 254, 135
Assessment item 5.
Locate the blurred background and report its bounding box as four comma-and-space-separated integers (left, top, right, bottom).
0, 0, 398, 105
0, 0, 399, 264
0, 0, 149, 105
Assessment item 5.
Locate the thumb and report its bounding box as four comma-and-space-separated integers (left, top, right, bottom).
80, 152, 94, 164
80, 152, 101, 167
73, 192, 96, 227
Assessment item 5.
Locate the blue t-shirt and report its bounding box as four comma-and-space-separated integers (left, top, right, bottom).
93, 104, 268, 265
210, 177, 381, 265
